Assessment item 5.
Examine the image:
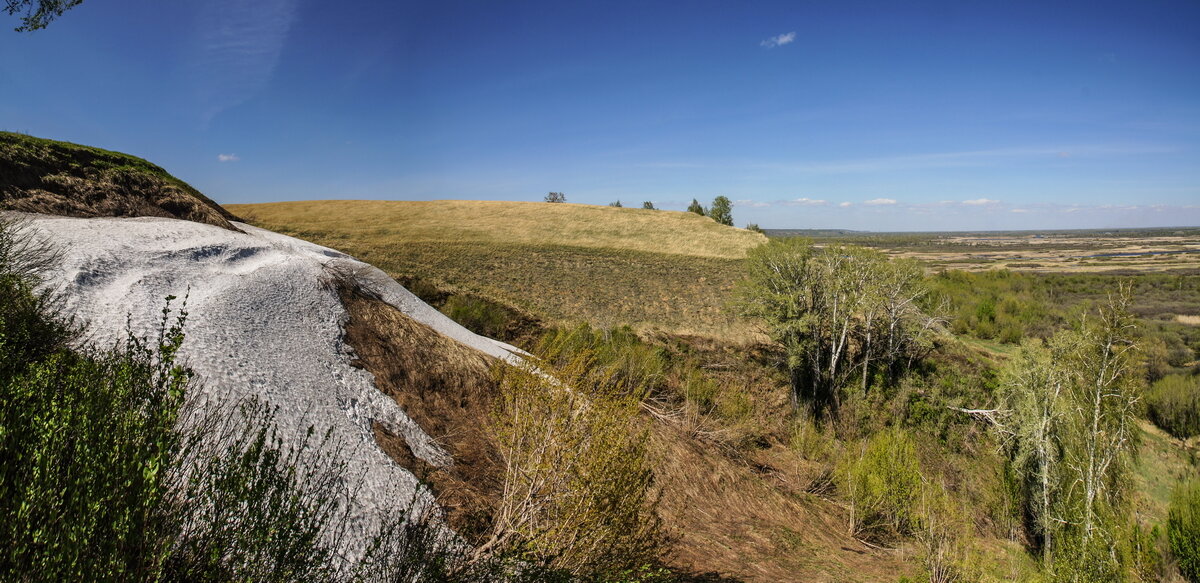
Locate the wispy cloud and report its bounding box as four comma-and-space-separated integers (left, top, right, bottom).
785, 197, 827, 206
864, 198, 897, 205
192, 0, 299, 122
961, 198, 998, 205
760, 31, 796, 48
839, 202, 853, 208
217, 153, 239, 162
736, 199, 771, 208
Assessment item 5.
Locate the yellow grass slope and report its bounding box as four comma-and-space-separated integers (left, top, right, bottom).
231, 199, 766, 260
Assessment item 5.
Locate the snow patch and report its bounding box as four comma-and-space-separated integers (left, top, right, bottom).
19, 213, 523, 555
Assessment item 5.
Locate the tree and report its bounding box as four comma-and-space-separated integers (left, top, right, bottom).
608, 200, 622, 208
687, 199, 705, 215
709, 196, 733, 226
990, 287, 1143, 578
745, 223, 763, 233
641, 201, 656, 210
4, 0, 80, 31
735, 238, 935, 414
544, 191, 566, 203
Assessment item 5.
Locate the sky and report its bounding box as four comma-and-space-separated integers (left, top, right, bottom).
2, 0, 1198, 231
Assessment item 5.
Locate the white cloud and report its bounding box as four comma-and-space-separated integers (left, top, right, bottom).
217, 153, 240, 162
1010, 208, 1029, 213
735, 199, 771, 208
962, 198, 998, 205
839, 202, 853, 207
864, 198, 897, 206
786, 197, 827, 206
760, 31, 796, 48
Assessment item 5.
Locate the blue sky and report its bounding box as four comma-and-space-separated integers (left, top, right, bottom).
2, 0, 1198, 230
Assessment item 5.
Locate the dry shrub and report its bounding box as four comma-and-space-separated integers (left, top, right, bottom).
481, 357, 662, 578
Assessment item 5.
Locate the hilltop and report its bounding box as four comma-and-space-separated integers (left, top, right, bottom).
0, 132, 238, 230
234, 199, 765, 259
231, 199, 767, 340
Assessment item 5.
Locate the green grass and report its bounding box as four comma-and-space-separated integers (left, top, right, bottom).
1135, 421, 1199, 525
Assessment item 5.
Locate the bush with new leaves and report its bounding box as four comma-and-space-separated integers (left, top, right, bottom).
1170, 479, 1200, 583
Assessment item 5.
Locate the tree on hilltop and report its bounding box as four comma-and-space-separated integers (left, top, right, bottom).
709, 196, 733, 226
687, 199, 705, 215
641, 201, 656, 210
545, 192, 566, 203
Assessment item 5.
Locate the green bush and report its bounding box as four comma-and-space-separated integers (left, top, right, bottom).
1169, 479, 1200, 583
839, 427, 923, 541
1145, 374, 1200, 439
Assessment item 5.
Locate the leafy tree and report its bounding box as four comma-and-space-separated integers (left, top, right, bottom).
1169, 479, 1200, 583
641, 201, 656, 210
608, 200, 623, 208
993, 287, 1143, 579
745, 223, 763, 233
3, 0, 80, 31
544, 191, 566, 203
736, 238, 936, 414
708, 195, 733, 226
687, 199, 705, 215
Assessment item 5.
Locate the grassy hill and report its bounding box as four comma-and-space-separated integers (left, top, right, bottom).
231, 200, 768, 340
0, 132, 238, 230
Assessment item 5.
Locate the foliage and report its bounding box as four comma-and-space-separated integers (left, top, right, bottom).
745, 223, 763, 234
708, 196, 733, 226
736, 238, 938, 414
484, 356, 661, 578
641, 201, 656, 210
545, 191, 566, 203
995, 288, 1144, 579
838, 427, 923, 541
1144, 374, 1200, 439
3, 0, 81, 31
609, 200, 623, 208
1169, 479, 1200, 583
687, 198, 705, 215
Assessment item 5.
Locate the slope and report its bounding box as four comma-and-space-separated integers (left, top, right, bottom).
0, 132, 238, 230
231, 200, 767, 340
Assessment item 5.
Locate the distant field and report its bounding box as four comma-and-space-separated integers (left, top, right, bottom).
769, 227, 1200, 273
229, 200, 767, 340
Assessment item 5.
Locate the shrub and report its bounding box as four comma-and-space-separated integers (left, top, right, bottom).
838, 426, 923, 541
687, 199, 705, 215
544, 192, 566, 203
609, 200, 623, 208
484, 357, 661, 578
745, 223, 763, 234
1169, 479, 1200, 583
1145, 374, 1200, 439
641, 201, 656, 210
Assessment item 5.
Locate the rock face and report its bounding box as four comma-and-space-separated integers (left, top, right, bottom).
0, 132, 239, 230
18, 212, 525, 556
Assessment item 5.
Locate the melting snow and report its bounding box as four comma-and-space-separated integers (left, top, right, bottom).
18, 213, 526, 553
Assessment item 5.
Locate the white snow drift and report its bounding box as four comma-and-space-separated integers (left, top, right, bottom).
18, 213, 526, 552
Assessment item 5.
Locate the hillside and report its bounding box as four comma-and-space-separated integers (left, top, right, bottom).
231, 200, 767, 340
0, 132, 238, 230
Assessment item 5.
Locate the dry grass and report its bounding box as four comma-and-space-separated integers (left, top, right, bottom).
231, 200, 766, 341
337, 281, 503, 539
1176, 314, 1200, 325
229, 200, 766, 260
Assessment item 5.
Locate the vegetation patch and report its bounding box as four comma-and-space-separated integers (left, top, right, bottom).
0, 131, 237, 230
